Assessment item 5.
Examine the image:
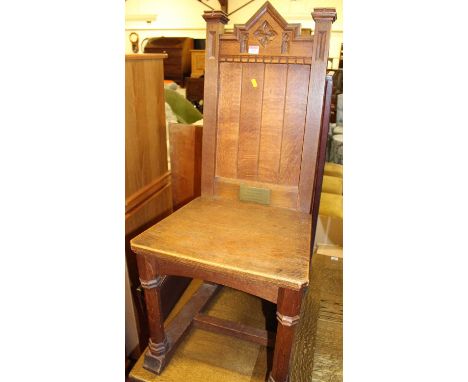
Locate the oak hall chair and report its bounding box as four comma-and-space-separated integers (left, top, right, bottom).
131, 3, 336, 381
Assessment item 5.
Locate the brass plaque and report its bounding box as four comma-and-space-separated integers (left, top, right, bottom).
239, 183, 271, 205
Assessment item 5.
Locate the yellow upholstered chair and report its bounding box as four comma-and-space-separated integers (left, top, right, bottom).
321, 175, 343, 195
316, 162, 343, 246
319, 192, 343, 220
324, 162, 343, 178
315, 192, 343, 247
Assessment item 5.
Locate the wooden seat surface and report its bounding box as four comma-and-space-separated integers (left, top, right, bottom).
131, 197, 311, 290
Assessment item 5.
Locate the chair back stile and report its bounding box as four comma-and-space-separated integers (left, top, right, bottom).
201, 2, 336, 213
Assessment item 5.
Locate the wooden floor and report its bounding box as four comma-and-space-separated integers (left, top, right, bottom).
129, 250, 342, 382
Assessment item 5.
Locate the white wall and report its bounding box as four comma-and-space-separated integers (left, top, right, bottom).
125, 0, 342, 67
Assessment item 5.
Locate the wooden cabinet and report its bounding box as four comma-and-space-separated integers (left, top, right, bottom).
190, 49, 205, 77
143, 37, 194, 86
125, 54, 190, 354
168, 123, 203, 211
125, 55, 169, 204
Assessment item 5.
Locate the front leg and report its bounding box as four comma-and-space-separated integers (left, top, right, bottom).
269, 287, 304, 382
136, 253, 169, 374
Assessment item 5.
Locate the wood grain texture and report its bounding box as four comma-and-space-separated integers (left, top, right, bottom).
126, 172, 171, 215
126, 54, 190, 355
131, 197, 311, 290
269, 288, 304, 382
169, 123, 202, 210
125, 185, 173, 235
129, 4, 337, 381
193, 313, 275, 347
125, 56, 168, 199
237, 63, 265, 180
258, 64, 287, 183
136, 255, 168, 348
152, 254, 279, 303
214, 176, 298, 211
126, 54, 168, 60
199, 5, 336, 217
219, 2, 313, 58
215, 62, 242, 178
278, 64, 310, 187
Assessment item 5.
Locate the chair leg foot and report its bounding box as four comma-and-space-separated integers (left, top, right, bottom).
143, 351, 167, 374
269, 287, 304, 382
136, 253, 170, 374
268, 374, 288, 382
143, 337, 169, 374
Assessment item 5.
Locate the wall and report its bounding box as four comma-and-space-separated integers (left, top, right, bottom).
125, 0, 343, 67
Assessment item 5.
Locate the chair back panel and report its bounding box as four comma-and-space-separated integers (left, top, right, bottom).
215, 61, 310, 210
216, 62, 310, 184
201, 2, 336, 213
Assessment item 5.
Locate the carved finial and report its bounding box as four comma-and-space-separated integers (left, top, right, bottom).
202, 10, 229, 24
312, 8, 337, 23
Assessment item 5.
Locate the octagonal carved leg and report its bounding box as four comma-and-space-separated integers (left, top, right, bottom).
136, 253, 169, 374
269, 288, 304, 382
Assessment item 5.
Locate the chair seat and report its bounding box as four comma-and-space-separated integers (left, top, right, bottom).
131, 197, 312, 290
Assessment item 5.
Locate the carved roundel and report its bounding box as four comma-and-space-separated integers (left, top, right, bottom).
254, 21, 277, 47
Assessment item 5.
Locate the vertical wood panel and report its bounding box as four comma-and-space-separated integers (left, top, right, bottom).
258, 64, 287, 183
125, 57, 168, 199
169, 123, 203, 210
125, 61, 136, 196
215, 63, 242, 178
146, 60, 168, 177
237, 63, 265, 180
278, 64, 310, 186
